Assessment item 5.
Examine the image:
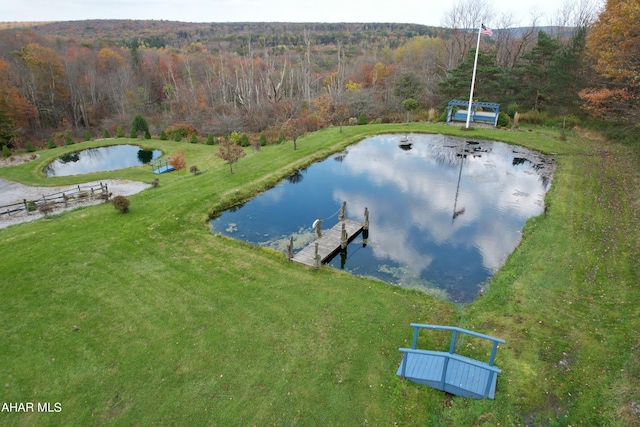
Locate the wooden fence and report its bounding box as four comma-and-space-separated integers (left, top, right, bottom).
0, 182, 109, 218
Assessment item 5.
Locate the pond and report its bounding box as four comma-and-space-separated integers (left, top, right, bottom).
210, 134, 555, 303
43, 144, 162, 177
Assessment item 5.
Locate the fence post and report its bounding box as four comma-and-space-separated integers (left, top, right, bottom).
23, 199, 28, 215
63, 193, 68, 207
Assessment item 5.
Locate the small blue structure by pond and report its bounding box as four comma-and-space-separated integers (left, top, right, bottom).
447, 100, 500, 127
150, 158, 175, 174
43, 144, 161, 177
397, 324, 505, 399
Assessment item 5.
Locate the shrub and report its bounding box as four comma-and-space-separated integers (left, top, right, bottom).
173, 133, 181, 142
206, 134, 215, 145
2, 145, 11, 157
165, 123, 199, 140
111, 195, 130, 213
47, 138, 56, 149
259, 134, 267, 146
102, 129, 110, 138
190, 133, 199, 144
65, 136, 74, 145
151, 178, 159, 187
116, 126, 125, 138
85, 131, 92, 141
27, 201, 37, 212
144, 129, 151, 139
98, 192, 112, 202
25, 141, 36, 152
506, 103, 519, 119
357, 113, 367, 125
348, 117, 358, 126
518, 110, 549, 125
38, 203, 53, 216
130, 128, 137, 138
160, 130, 168, 140
189, 165, 200, 174
497, 112, 510, 127
169, 149, 186, 172
239, 134, 250, 147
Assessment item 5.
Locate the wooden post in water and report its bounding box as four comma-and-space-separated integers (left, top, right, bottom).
339, 201, 346, 221
363, 207, 369, 231
363, 207, 370, 242
314, 218, 322, 239
314, 243, 321, 268
287, 236, 294, 261
340, 222, 348, 249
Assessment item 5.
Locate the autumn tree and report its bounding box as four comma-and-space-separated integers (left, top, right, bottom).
281, 117, 307, 151
19, 43, 69, 128
0, 59, 36, 145
583, 0, 640, 122
330, 103, 349, 132
216, 138, 246, 174
169, 149, 187, 173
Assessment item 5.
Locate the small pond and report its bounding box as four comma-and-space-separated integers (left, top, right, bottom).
43, 145, 162, 177
210, 134, 555, 303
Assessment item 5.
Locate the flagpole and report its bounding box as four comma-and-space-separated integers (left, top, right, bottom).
465, 26, 482, 128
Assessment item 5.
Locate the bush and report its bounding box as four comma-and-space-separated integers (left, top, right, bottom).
206, 134, 215, 145
506, 103, 519, 119
239, 134, 250, 147
85, 131, 92, 141
47, 138, 56, 149
173, 133, 181, 142
357, 113, 367, 125
111, 195, 130, 213
259, 134, 267, 146
130, 128, 137, 138
165, 123, 199, 140
348, 117, 358, 126
25, 141, 36, 152
190, 133, 199, 144
144, 129, 151, 139
65, 136, 74, 145
116, 126, 125, 138
102, 129, 110, 139
2, 145, 11, 157
190, 165, 200, 174
518, 110, 549, 125
38, 203, 53, 216
160, 130, 168, 140
151, 178, 159, 187
497, 112, 510, 127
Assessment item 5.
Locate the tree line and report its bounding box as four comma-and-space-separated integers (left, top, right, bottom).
0, 0, 637, 150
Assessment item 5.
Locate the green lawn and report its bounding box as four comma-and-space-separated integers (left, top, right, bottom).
1, 124, 638, 426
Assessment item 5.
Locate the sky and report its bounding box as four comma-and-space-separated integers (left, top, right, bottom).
1, 0, 575, 28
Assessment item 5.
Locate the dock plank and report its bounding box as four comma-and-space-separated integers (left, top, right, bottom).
292, 219, 363, 267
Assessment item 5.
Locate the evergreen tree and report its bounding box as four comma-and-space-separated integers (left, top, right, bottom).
438, 48, 505, 103
131, 114, 149, 138
510, 31, 560, 111
546, 28, 588, 116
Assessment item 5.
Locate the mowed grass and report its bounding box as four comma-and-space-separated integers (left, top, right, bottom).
1, 123, 638, 426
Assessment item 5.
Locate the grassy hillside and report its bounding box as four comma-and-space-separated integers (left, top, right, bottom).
1, 123, 638, 426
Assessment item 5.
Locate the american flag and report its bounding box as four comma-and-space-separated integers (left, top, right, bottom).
481, 24, 493, 37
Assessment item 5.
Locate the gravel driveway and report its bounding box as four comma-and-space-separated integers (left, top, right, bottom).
0, 177, 150, 229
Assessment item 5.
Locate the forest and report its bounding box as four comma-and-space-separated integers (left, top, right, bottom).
0, 0, 637, 150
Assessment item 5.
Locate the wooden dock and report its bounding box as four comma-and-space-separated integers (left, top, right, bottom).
292, 219, 364, 267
